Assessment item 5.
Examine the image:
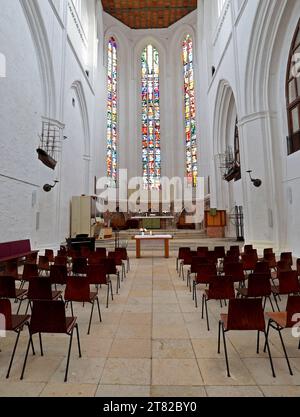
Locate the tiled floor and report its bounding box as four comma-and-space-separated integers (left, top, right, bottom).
1, 250, 300, 397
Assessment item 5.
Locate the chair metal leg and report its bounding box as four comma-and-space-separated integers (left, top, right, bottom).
6, 330, 21, 378
70, 302, 74, 317
264, 330, 276, 378
20, 336, 32, 380
278, 327, 293, 375
106, 284, 110, 309
110, 280, 114, 301
64, 330, 74, 382
75, 323, 82, 358
194, 284, 198, 308
264, 319, 271, 353
218, 321, 221, 354
201, 294, 204, 318
96, 297, 102, 323
256, 331, 260, 354
205, 297, 210, 331
176, 258, 178, 272
268, 296, 275, 312
222, 326, 230, 377
39, 333, 44, 356
273, 293, 280, 312
87, 301, 95, 335
16, 299, 23, 315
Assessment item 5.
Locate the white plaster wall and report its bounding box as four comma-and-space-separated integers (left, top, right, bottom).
199, 0, 300, 254
0, 0, 104, 249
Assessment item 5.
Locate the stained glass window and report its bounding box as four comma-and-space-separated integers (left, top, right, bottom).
107, 37, 118, 184
141, 45, 161, 190
183, 34, 198, 187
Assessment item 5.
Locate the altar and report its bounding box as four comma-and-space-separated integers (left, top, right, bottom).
131, 216, 175, 230
133, 234, 173, 258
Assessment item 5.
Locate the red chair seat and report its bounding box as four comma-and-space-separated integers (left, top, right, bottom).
66, 317, 78, 333
15, 289, 27, 298
220, 314, 228, 330
266, 312, 287, 328
236, 288, 248, 297
10, 315, 31, 331
52, 291, 62, 300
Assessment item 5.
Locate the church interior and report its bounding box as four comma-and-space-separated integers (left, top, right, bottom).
1, 0, 300, 398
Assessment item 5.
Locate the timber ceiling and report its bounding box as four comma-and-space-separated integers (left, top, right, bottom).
102, 0, 197, 29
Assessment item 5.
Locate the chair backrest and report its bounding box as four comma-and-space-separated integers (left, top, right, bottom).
196, 264, 217, 284
254, 262, 270, 274
45, 249, 54, 262
223, 253, 240, 264
244, 245, 254, 254
103, 258, 117, 274
207, 251, 218, 265
227, 298, 265, 331
29, 300, 67, 334
197, 247, 209, 258
115, 248, 127, 260
50, 265, 68, 285
277, 260, 292, 273
264, 248, 274, 257
247, 274, 271, 297
87, 265, 107, 285
278, 271, 300, 295
264, 252, 277, 268
65, 277, 90, 302
207, 277, 235, 301
4, 262, 18, 278
28, 278, 53, 300
191, 257, 208, 273
26, 252, 38, 264
214, 246, 226, 259
0, 276, 17, 298
297, 259, 300, 276
22, 263, 38, 281
224, 262, 245, 281
96, 248, 107, 258
72, 257, 88, 275
108, 251, 122, 266
81, 247, 92, 258
241, 253, 258, 270
280, 252, 293, 266
88, 253, 105, 265
230, 246, 240, 256
178, 247, 190, 259
54, 256, 67, 266
0, 299, 12, 330
286, 296, 300, 328
38, 256, 49, 269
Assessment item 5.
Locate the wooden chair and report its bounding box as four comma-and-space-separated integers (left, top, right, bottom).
44, 249, 54, 263
202, 277, 235, 331
0, 276, 28, 314
265, 296, 300, 375
177, 247, 190, 274
219, 298, 275, 378
192, 264, 217, 308
20, 300, 81, 382
72, 257, 88, 276
0, 299, 31, 378
271, 271, 300, 311
236, 273, 275, 311
38, 256, 50, 276
65, 277, 101, 335
224, 263, 246, 287
87, 264, 113, 309
280, 252, 293, 267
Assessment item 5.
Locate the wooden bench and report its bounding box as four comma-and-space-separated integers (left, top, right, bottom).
0, 240, 38, 275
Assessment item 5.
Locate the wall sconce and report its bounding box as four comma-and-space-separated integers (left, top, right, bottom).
246, 171, 262, 188
43, 180, 59, 192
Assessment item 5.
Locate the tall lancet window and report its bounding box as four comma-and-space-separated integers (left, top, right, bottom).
106, 37, 118, 185
141, 45, 161, 190
183, 34, 198, 187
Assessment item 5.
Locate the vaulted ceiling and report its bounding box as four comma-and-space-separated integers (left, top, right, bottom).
101, 0, 197, 29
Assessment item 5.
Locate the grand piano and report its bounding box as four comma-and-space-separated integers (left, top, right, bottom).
66, 235, 96, 252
